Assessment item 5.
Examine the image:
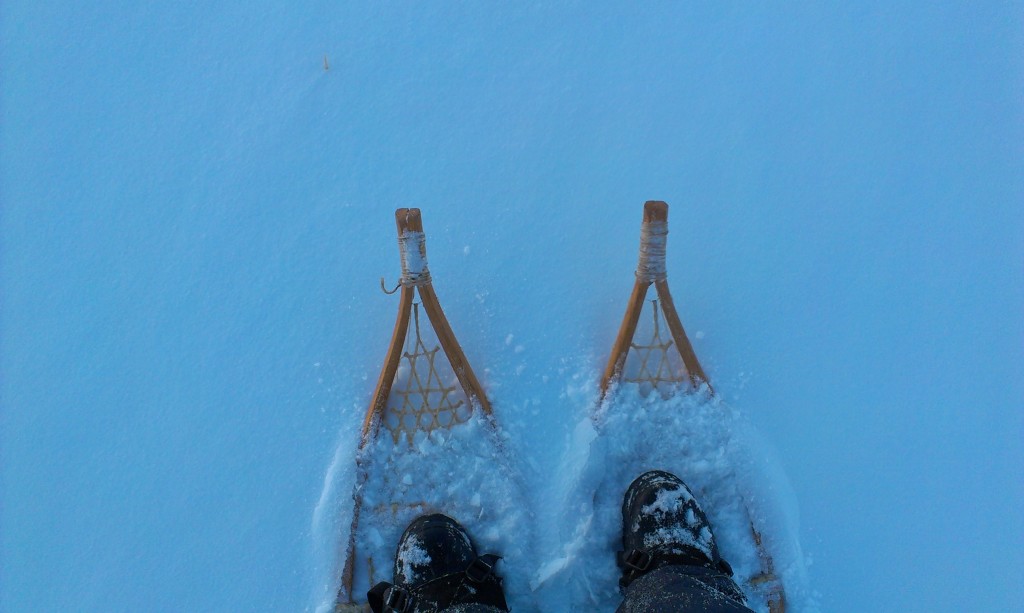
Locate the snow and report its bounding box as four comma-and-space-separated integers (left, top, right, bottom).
396, 534, 431, 585
3, 3, 1023, 613
529, 384, 811, 612
638, 488, 707, 554
338, 412, 534, 609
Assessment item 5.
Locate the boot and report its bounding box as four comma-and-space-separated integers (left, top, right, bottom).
367, 514, 509, 613
618, 470, 734, 588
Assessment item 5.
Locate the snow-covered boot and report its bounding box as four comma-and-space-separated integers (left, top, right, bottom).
618, 470, 735, 588
367, 514, 509, 613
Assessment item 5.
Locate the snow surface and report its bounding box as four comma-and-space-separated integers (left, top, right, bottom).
321, 375, 802, 612
529, 383, 809, 612
332, 412, 535, 610
3, 3, 1022, 612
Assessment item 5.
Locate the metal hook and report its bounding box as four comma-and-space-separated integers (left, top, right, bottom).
380, 277, 401, 295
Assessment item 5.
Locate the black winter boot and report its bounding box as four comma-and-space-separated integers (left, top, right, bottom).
367, 514, 509, 613
618, 470, 735, 588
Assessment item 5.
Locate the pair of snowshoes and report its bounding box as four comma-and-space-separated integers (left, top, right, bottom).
368, 471, 732, 613
335, 202, 785, 612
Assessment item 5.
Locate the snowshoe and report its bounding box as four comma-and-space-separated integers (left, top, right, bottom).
535, 201, 791, 612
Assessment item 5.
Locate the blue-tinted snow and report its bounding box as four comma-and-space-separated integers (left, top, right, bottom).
535, 385, 809, 612
2, 2, 1022, 612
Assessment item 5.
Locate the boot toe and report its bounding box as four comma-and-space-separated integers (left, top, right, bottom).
622, 470, 718, 562
394, 514, 476, 587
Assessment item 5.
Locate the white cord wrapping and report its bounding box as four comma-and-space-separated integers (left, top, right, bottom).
636, 220, 667, 282
399, 231, 431, 286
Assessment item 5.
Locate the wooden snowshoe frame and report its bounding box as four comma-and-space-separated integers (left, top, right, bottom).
600, 201, 785, 613
600, 200, 710, 398
362, 208, 491, 440
337, 208, 491, 608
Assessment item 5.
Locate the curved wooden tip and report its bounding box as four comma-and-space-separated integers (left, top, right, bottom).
643, 200, 668, 222
395, 208, 424, 234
